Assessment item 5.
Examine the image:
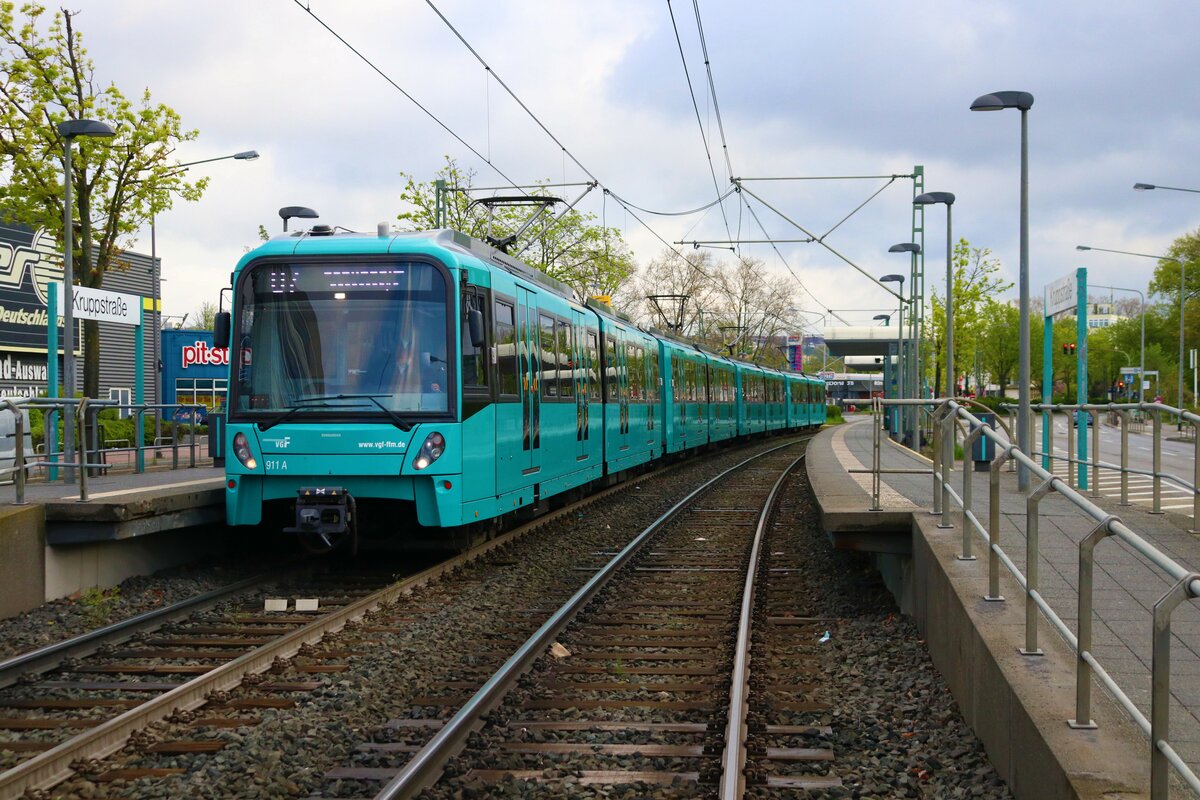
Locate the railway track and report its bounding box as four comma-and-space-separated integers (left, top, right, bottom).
312, 438, 829, 798
0, 439, 797, 798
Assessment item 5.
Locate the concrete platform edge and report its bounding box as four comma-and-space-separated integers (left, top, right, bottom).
805, 425, 1151, 800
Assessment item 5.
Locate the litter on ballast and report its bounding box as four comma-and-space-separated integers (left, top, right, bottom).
549, 642, 572, 659
818, 631, 831, 643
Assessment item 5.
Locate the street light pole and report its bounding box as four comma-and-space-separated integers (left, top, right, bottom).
1081, 277, 1146, 403
147, 149, 259, 446
1076, 245, 1186, 419
914, 193, 955, 399
880, 273, 906, 443
888, 244, 920, 448
971, 90, 1034, 488
1133, 182, 1200, 195
56, 119, 115, 481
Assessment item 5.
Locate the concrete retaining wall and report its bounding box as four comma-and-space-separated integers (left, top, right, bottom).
909, 513, 1149, 799
0, 504, 46, 617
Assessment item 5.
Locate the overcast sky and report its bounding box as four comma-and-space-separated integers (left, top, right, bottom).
74, 0, 1200, 332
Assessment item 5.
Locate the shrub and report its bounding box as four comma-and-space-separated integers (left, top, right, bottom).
825, 404, 844, 424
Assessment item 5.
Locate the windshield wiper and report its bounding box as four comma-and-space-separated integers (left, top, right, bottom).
287, 393, 412, 432
327, 393, 413, 432
257, 399, 345, 431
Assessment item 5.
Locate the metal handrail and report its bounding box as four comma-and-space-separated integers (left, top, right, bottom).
869, 397, 1200, 799
0, 395, 211, 504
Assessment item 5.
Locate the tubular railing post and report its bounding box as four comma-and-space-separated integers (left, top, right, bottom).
1022, 477, 1055, 656
1091, 409, 1101, 499
1119, 410, 1131, 507
986, 447, 1009, 602
135, 406, 145, 474
1067, 408, 1076, 489
1151, 408, 1163, 513
189, 407, 197, 468
870, 397, 882, 511
47, 408, 58, 482
1193, 420, 1200, 534
961, 421, 984, 560
77, 399, 89, 502
1150, 573, 1200, 800
1044, 406, 1053, 473
3, 400, 26, 505
1071, 517, 1116, 730
171, 418, 179, 470
931, 405, 943, 516
938, 408, 954, 529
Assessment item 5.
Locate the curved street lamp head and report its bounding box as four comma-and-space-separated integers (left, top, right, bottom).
873, 314, 891, 323
279, 206, 319, 232
1075, 245, 1091, 251
970, 90, 1034, 111
888, 242, 921, 254
56, 119, 115, 139
914, 191, 955, 206
879, 274, 905, 285
234, 150, 260, 160
1133, 183, 1156, 192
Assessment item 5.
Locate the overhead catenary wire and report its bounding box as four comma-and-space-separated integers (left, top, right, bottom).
290, 0, 526, 195
666, 0, 733, 248
299, 0, 845, 331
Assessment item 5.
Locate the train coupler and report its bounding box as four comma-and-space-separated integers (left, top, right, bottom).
283, 487, 354, 547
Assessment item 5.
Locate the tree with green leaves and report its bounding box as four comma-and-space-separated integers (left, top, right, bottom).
397, 157, 636, 301
977, 300, 1020, 394
0, 3, 205, 397
926, 239, 1013, 394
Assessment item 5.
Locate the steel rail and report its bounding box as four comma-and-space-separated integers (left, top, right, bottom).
0, 571, 278, 691
0, 452, 684, 797
720, 453, 806, 799
372, 436, 810, 799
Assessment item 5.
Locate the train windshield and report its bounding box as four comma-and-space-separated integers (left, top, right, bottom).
230, 261, 452, 417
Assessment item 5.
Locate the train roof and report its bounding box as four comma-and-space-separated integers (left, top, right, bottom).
237, 226, 581, 304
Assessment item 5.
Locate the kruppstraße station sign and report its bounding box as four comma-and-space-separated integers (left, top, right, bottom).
61, 284, 140, 326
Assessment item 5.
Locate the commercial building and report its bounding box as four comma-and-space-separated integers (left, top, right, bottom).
0, 220, 158, 402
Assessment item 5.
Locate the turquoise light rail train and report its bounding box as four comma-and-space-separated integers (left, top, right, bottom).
216, 226, 826, 552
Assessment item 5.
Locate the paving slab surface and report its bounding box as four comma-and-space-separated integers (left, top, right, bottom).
809, 415, 1200, 777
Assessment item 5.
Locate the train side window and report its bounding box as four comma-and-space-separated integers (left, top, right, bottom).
587, 331, 601, 400
558, 320, 574, 399
605, 336, 619, 401
647, 348, 659, 402
462, 292, 488, 391
540, 314, 557, 399
494, 301, 517, 397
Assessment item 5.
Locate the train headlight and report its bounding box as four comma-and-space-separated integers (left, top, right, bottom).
412, 431, 445, 470
233, 432, 258, 470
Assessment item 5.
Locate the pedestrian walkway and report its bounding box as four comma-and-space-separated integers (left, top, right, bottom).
817, 416, 1200, 778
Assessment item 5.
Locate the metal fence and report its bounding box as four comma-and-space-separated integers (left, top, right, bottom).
865, 397, 1200, 800
997, 401, 1200, 526
0, 395, 209, 504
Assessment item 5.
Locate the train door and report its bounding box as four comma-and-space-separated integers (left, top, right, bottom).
572, 310, 588, 462
517, 288, 541, 476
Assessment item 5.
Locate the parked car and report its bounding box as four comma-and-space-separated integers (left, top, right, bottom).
1071, 410, 1094, 427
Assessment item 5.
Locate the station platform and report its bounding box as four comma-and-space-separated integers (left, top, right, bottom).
0, 464, 225, 615
807, 416, 1200, 800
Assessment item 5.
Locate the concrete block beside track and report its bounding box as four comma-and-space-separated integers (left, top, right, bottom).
0, 504, 46, 617
807, 422, 1150, 800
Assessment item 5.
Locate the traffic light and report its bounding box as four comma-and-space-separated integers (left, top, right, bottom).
1061, 342, 1076, 355
1118, 380, 1125, 390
